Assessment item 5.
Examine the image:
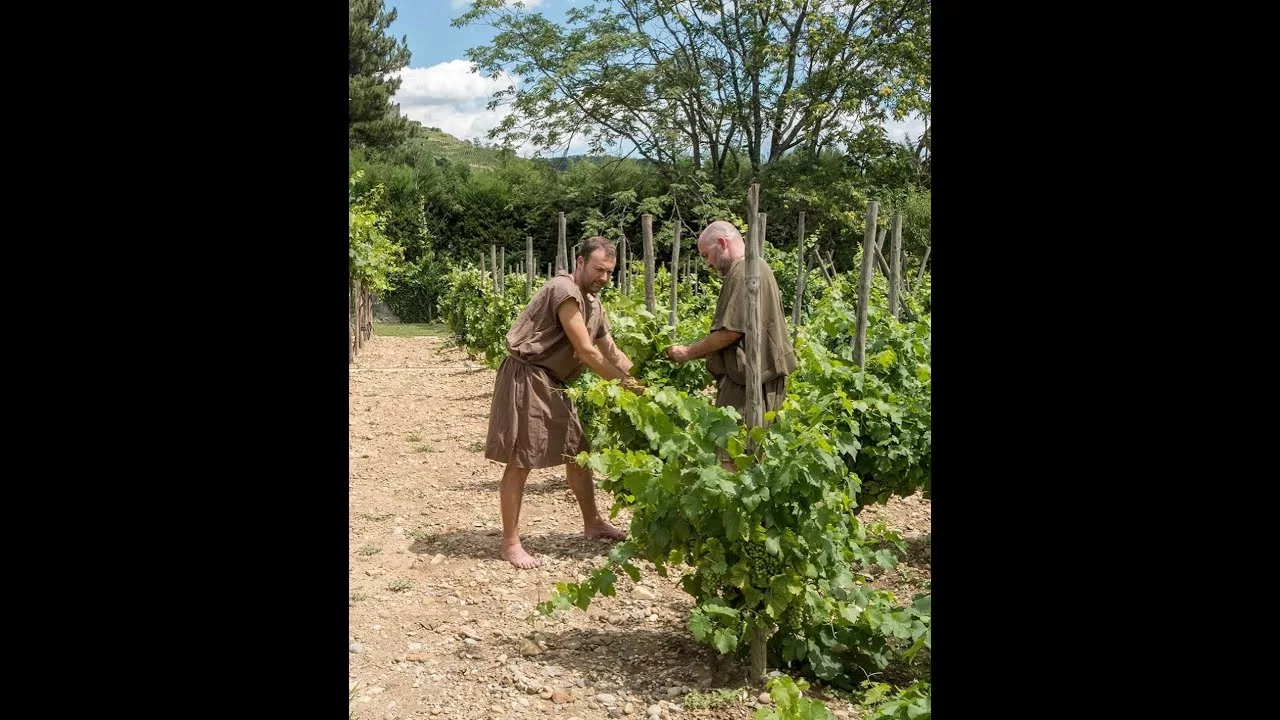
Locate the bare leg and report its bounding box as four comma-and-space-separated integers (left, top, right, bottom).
567, 463, 626, 540
499, 463, 541, 569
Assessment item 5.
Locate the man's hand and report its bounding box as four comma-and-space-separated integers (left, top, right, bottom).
666, 345, 693, 363
667, 330, 741, 364
620, 376, 646, 395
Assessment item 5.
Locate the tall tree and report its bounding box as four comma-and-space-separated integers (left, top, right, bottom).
454, 0, 929, 185
350, 0, 414, 150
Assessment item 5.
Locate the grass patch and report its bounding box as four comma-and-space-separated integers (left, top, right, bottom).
468, 441, 485, 453
408, 527, 436, 543
374, 322, 449, 338
683, 689, 741, 710
358, 544, 381, 556
350, 591, 368, 602
407, 434, 422, 442
359, 512, 394, 522
387, 579, 414, 592
415, 444, 435, 453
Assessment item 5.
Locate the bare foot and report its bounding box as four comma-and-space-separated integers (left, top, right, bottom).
584, 521, 627, 541
501, 542, 542, 569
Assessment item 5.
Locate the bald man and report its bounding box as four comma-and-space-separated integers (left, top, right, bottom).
666, 220, 797, 444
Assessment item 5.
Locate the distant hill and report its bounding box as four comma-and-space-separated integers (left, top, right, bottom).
403, 124, 641, 173
402, 125, 513, 170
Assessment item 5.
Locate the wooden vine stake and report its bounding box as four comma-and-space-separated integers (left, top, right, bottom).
526, 235, 534, 296
669, 222, 681, 337
743, 183, 769, 684
889, 214, 902, 319
917, 245, 931, 284
557, 212, 568, 274
642, 214, 655, 312
854, 202, 878, 367
619, 226, 628, 295
491, 244, 499, 294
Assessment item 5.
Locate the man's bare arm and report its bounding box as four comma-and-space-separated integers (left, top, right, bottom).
558, 299, 631, 381
596, 332, 634, 375
666, 328, 743, 363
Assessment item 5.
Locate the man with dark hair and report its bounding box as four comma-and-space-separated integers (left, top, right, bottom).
485, 236, 643, 568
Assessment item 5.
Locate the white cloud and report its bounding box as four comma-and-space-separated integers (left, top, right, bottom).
394, 59, 594, 158
392, 61, 510, 142
394, 60, 513, 104
883, 113, 927, 147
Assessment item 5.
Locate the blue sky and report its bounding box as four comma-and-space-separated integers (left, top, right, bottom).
386, 0, 925, 158
387, 0, 585, 153
393, 0, 564, 70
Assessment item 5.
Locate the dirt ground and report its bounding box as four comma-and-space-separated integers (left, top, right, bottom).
349, 335, 931, 720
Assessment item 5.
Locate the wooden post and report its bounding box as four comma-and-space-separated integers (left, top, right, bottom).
572, 244, 579, 271
815, 249, 832, 282
874, 227, 891, 278
745, 183, 767, 685
557, 212, 568, 273
491, 244, 499, 293
757, 213, 767, 258
744, 188, 764, 449
669, 223, 681, 335
348, 277, 354, 363
526, 236, 534, 296
917, 246, 932, 283
642, 214, 655, 313
354, 278, 363, 355
792, 212, 807, 331
499, 246, 506, 295
854, 202, 878, 368
547, 261, 552, 279
617, 221, 626, 295
889, 214, 902, 320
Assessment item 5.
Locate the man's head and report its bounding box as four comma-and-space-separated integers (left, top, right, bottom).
574, 235, 617, 295
696, 220, 745, 276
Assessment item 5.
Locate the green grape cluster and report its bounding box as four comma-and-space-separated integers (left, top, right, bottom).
778, 598, 812, 633
739, 541, 784, 582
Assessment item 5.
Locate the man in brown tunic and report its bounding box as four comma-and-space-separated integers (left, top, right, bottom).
665, 220, 797, 466
485, 236, 642, 569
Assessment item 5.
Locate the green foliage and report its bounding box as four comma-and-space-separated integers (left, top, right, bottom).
547, 368, 929, 687
792, 275, 931, 506
754, 675, 835, 720
860, 680, 931, 720
349, 0, 414, 150
384, 254, 451, 322
599, 292, 712, 394
683, 688, 740, 710
438, 265, 541, 368
349, 172, 405, 294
